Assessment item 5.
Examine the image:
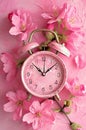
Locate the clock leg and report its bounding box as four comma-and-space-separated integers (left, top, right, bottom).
29, 50, 33, 55
56, 51, 59, 55
54, 94, 61, 101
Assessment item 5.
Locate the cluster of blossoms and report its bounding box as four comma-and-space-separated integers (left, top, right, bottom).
3, 89, 57, 129
41, 3, 84, 54
1, 2, 86, 130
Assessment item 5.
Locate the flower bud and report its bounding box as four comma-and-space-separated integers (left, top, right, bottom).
46, 24, 55, 40
70, 122, 81, 130
64, 100, 72, 107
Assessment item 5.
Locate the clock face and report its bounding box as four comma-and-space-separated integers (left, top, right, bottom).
21, 51, 66, 98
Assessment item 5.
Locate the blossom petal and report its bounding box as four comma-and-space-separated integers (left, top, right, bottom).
21, 32, 27, 41
9, 27, 21, 35
57, 3, 67, 20
43, 110, 55, 122
12, 14, 20, 26
41, 100, 55, 122
65, 78, 86, 96
32, 118, 39, 129
80, 84, 86, 94
41, 13, 52, 19
41, 100, 54, 110
6, 91, 17, 102
1, 53, 17, 81
6, 71, 16, 81
48, 19, 58, 24
29, 101, 41, 114
1, 53, 9, 63
13, 107, 22, 120
16, 90, 27, 100
1, 53, 12, 73
3, 101, 17, 112
23, 95, 44, 110
74, 55, 86, 69
23, 113, 35, 124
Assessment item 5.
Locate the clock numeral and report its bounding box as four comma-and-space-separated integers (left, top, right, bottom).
34, 84, 38, 89
49, 85, 53, 90
42, 56, 46, 61
41, 87, 45, 92
27, 72, 30, 77
55, 80, 58, 84
29, 79, 32, 84
57, 73, 61, 77
30, 65, 34, 69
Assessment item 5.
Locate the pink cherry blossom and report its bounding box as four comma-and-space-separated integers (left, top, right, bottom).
63, 5, 82, 31
41, 3, 84, 55
47, 23, 55, 30
74, 54, 86, 69
9, 9, 36, 41
42, 3, 82, 31
65, 78, 86, 96
65, 32, 84, 54
23, 100, 55, 129
1, 52, 17, 81
41, 3, 67, 24
3, 90, 29, 120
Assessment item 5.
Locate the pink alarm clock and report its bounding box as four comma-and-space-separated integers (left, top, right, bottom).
21, 51, 67, 98
21, 29, 69, 98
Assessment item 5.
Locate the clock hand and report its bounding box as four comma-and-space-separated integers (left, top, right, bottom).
42, 58, 46, 76
32, 63, 43, 75
43, 58, 46, 72
45, 63, 57, 74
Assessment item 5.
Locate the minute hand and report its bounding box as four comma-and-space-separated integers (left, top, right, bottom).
45, 63, 57, 74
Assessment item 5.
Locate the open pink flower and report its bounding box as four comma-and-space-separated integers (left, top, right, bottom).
63, 5, 82, 31
9, 9, 36, 41
65, 32, 84, 54
41, 3, 67, 24
74, 54, 86, 69
23, 100, 55, 129
65, 78, 86, 96
42, 3, 84, 55
1, 52, 17, 81
3, 90, 29, 120
42, 3, 82, 31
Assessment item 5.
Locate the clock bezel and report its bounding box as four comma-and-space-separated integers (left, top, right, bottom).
21, 51, 67, 98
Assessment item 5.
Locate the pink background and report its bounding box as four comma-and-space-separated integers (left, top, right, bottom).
0, 0, 86, 130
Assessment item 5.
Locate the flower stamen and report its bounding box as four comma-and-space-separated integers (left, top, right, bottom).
21, 24, 27, 32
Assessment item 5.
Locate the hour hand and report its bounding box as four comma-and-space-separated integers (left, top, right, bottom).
45, 63, 57, 74
32, 63, 43, 74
